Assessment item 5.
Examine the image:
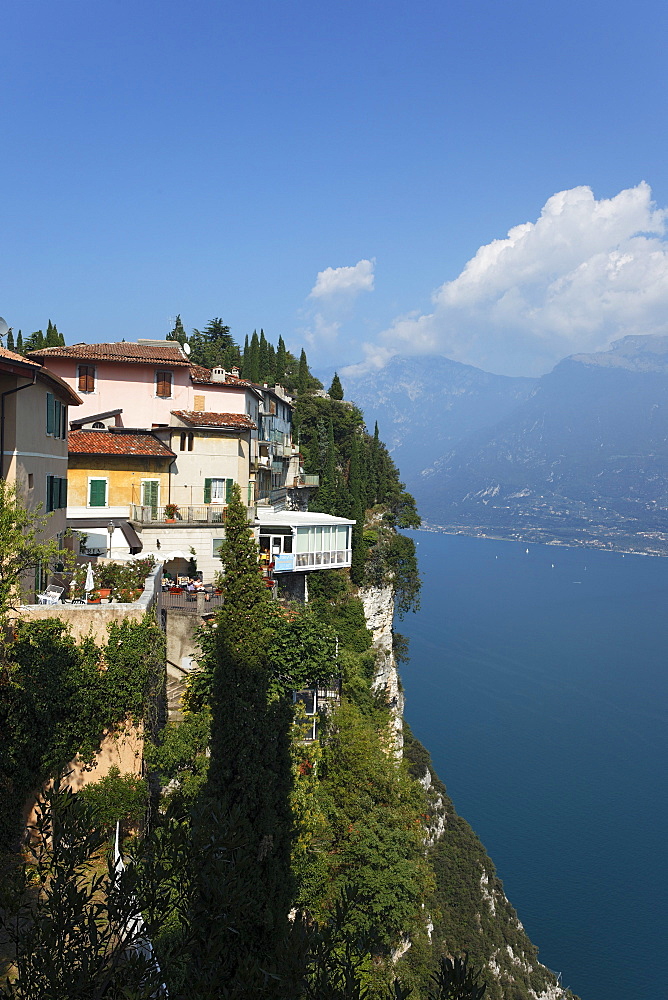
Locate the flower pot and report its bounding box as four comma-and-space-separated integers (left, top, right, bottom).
98, 589, 112, 599
165, 518, 176, 523
87, 598, 101, 604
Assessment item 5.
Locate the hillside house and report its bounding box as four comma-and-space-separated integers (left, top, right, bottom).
0, 347, 81, 594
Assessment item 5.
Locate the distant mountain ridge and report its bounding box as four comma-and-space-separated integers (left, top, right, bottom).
340, 354, 536, 481
343, 336, 668, 554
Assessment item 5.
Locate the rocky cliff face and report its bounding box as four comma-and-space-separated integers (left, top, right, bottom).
360, 581, 577, 1000
358, 583, 403, 751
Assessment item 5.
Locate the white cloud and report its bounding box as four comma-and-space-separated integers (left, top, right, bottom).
309, 258, 375, 299
345, 183, 668, 377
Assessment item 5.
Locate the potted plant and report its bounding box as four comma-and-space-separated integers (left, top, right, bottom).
164, 503, 179, 522
87, 589, 101, 604
213, 569, 224, 594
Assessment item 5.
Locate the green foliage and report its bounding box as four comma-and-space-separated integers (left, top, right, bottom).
145, 708, 212, 806
218, 481, 269, 612
5, 329, 14, 351
0, 480, 69, 610
77, 765, 147, 837
298, 701, 434, 951
329, 372, 344, 399
166, 312, 188, 345
0, 614, 164, 850
188, 316, 240, 371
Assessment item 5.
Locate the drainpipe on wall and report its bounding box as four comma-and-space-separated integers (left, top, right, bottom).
0, 375, 37, 480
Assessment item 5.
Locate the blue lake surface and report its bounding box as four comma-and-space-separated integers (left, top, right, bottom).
399, 531, 668, 1000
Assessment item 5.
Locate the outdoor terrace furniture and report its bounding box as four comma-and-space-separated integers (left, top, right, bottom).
37, 585, 64, 605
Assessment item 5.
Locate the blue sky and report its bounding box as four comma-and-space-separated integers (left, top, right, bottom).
3, 0, 668, 376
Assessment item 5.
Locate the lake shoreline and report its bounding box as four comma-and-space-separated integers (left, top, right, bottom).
418, 520, 668, 557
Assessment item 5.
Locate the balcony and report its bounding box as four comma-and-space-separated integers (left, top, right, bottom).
273, 549, 352, 573
292, 474, 319, 488
130, 504, 253, 525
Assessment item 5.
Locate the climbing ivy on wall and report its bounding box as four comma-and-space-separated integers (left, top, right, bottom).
0, 614, 164, 851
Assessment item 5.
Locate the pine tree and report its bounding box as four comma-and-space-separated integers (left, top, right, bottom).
166, 314, 188, 346
328, 372, 343, 400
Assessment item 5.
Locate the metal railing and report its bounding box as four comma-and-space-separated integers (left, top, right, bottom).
292, 474, 319, 487
130, 504, 256, 525
162, 590, 224, 610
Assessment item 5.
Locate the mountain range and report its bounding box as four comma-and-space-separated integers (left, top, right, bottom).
343, 335, 668, 554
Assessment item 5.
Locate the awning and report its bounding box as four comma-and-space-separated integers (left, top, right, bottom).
67, 518, 143, 555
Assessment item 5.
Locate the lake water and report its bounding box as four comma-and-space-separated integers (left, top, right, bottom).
399, 531, 668, 1000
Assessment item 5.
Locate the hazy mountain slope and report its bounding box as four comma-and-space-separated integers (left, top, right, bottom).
340, 355, 536, 482
415, 335, 668, 552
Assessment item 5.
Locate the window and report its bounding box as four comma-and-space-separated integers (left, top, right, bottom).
155, 371, 173, 398
28, 474, 34, 490
212, 538, 225, 557
46, 393, 55, 435
204, 477, 233, 503
78, 365, 95, 393
92, 421, 105, 429
88, 478, 107, 507
141, 480, 159, 515
180, 432, 186, 451
46, 476, 68, 512
188, 432, 194, 451
193, 395, 205, 411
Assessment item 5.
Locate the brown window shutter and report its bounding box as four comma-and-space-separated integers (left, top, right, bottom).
193, 394, 205, 411
156, 371, 172, 397
78, 365, 94, 392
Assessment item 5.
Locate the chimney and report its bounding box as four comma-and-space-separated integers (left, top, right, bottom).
230, 366, 240, 378
211, 367, 226, 383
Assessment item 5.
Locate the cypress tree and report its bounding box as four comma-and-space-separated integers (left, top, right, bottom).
348, 432, 367, 584
328, 372, 343, 400
166, 314, 187, 346
16, 331, 23, 354
45, 320, 59, 347
258, 329, 269, 382
205, 481, 293, 971
247, 331, 260, 383
297, 348, 309, 396
274, 336, 287, 385
6, 329, 14, 351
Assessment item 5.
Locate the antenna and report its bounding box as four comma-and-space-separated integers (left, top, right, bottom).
0, 317, 8, 341
183, 342, 191, 356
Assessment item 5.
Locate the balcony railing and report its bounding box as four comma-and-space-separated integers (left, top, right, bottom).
292, 474, 319, 488
272, 549, 352, 572
130, 504, 253, 525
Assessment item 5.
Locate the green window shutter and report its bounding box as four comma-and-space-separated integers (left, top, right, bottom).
59, 477, 68, 509
203, 478, 212, 504
61, 405, 67, 439
46, 476, 53, 513
54, 399, 61, 436
46, 393, 55, 435
89, 479, 107, 507
225, 478, 233, 503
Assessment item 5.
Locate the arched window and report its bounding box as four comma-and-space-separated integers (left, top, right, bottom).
188, 432, 194, 452
92, 421, 105, 429
180, 432, 186, 451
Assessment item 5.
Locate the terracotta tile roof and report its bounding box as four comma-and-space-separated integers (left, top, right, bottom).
69, 429, 175, 457
0, 347, 82, 405
28, 341, 191, 366
0, 346, 41, 367
171, 410, 257, 430
188, 365, 259, 388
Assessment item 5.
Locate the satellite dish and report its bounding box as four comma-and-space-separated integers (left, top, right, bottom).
0, 317, 9, 339
183, 342, 191, 356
